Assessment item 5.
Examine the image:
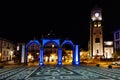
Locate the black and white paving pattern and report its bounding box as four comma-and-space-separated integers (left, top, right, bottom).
0, 65, 120, 80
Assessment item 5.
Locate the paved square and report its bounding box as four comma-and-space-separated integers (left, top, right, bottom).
0, 65, 120, 80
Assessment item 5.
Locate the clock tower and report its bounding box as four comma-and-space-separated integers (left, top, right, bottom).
89, 7, 104, 58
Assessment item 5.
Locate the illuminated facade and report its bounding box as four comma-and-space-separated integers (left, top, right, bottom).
89, 7, 114, 59
0, 38, 16, 61
104, 41, 113, 58
25, 38, 80, 66
90, 7, 104, 58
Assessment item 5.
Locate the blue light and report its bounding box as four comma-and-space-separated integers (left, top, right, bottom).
39, 48, 44, 66
57, 48, 62, 66
73, 45, 80, 65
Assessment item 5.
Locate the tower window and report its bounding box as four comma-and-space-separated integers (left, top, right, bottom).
95, 38, 100, 43
94, 22, 97, 27
98, 22, 101, 27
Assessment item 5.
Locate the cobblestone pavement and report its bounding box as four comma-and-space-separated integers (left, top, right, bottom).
0, 65, 120, 80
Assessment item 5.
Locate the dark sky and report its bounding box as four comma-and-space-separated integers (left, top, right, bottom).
1, 0, 120, 50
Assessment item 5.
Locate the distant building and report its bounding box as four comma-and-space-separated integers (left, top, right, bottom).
113, 29, 120, 53
0, 38, 16, 61
89, 6, 114, 59
89, 7, 104, 58
104, 41, 113, 58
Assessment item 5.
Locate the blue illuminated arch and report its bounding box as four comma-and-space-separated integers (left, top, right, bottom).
25, 40, 41, 65
61, 40, 74, 48
40, 38, 62, 66
42, 39, 60, 47
26, 40, 41, 48
61, 40, 74, 65
61, 40, 80, 65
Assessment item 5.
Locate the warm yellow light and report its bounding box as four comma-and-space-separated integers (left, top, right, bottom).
49, 56, 52, 62
10, 51, 13, 55
36, 52, 39, 55
94, 24, 97, 27
31, 57, 34, 60
0, 53, 1, 57
92, 17, 96, 21
98, 22, 101, 27
52, 44, 54, 48
45, 56, 48, 62
28, 54, 32, 59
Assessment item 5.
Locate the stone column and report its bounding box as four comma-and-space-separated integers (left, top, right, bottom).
72, 45, 80, 65
39, 48, 44, 66
57, 47, 62, 66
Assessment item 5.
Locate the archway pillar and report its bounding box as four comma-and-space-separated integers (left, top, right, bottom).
39, 48, 44, 66
72, 45, 80, 65
57, 47, 62, 66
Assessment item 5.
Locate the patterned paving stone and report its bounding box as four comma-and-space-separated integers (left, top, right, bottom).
0, 65, 119, 80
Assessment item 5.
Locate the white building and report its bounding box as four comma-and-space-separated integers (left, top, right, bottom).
0, 38, 16, 61
89, 6, 114, 59
104, 41, 113, 58
89, 7, 104, 58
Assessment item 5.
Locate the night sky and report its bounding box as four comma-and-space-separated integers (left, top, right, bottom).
1, 0, 120, 50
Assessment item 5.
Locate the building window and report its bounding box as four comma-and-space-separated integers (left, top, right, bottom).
95, 38, 100, 43
98, 22, 101, 27
116, 32, 119, 39
94, 22, 97, 27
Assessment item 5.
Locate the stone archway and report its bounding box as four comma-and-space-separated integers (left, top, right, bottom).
26, 40, 41, 65
61, 40, 80, 65
61, 40, 74, 65
39, 39, 62, 66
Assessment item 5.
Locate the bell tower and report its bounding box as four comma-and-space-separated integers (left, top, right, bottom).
89, 6, 104, 58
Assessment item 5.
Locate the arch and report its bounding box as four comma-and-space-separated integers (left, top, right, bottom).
26, 40, 41, 48
61, 40, 74, 48
61, 40, 75, 65
25, 40, 41, 65
42, 39, 60, 47
39, 38, 62, 66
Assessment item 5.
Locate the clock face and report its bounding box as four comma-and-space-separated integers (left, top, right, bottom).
95, 12, 99, 17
